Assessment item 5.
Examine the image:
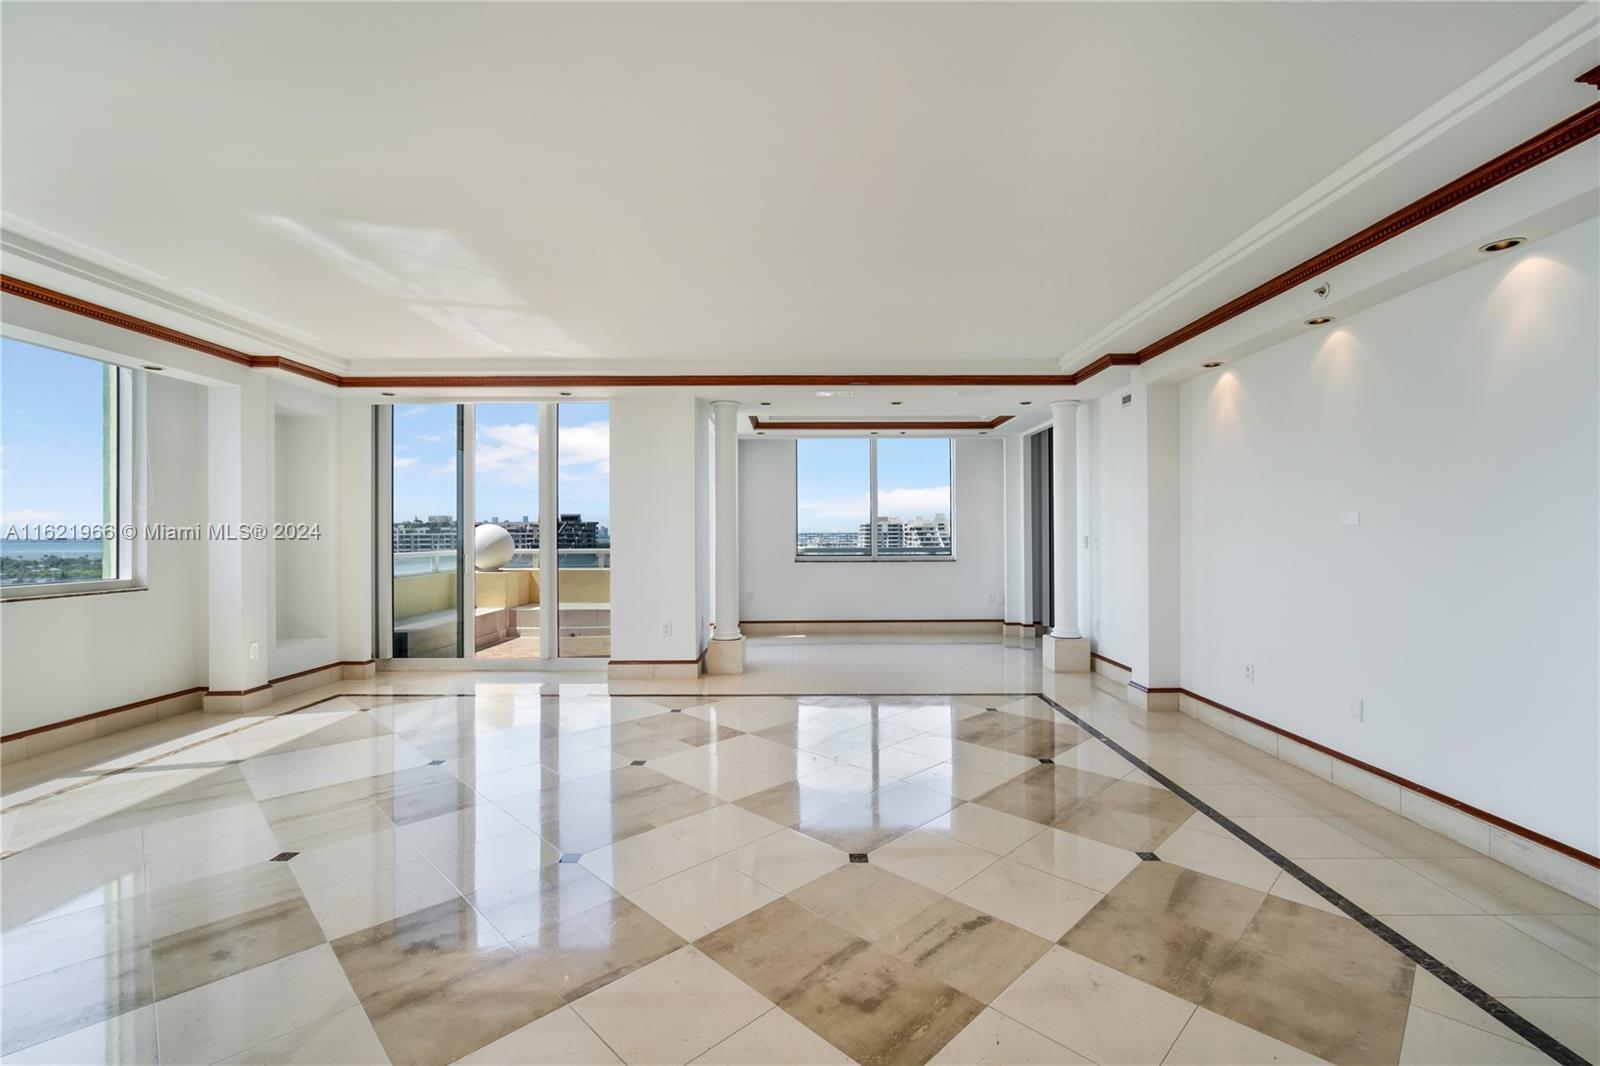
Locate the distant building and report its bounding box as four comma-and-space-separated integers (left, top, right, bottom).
394, 514, 609, 554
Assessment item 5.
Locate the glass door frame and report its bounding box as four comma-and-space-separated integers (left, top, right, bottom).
376, 400, 564, 663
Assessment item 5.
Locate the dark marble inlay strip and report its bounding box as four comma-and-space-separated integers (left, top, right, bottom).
1031, 691, 1590, 1066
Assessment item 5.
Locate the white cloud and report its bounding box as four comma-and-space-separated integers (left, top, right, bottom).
392, 456, 419, 469
418, 433, 444, 444
475, 421, 609, 485
798, 486, 949, 525
2, 508, 67, 525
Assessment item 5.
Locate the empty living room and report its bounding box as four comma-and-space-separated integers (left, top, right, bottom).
0, 3, 1596, 1065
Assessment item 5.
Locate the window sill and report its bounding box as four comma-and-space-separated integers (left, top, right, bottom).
1, 584, 146, 604
793, 556, 957, 563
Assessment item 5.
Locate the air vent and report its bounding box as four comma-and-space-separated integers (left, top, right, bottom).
1121, 393, 1133, 407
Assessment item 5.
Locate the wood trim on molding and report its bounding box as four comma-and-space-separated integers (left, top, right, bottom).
1179, 688, 1600, 868
608, 658, 703, 666
1577, 64, 1600, 89
1128, 99, 1600, 366
267, 662, 346, 686
1128, 681, 1181, 694
205, 683, 272, 698
747, 415, 1014, 431
5, 88, 1597, 395
1, 685, 206, 743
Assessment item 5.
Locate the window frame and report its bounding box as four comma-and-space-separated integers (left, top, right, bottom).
793, 436, 956, 563
1, 343, 140, 601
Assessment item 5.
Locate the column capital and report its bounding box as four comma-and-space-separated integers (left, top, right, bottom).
709, 399, 741, 409
1049, 399, 1082, 411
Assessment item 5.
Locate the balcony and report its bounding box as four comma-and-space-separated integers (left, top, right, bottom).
392, 548, 610, 658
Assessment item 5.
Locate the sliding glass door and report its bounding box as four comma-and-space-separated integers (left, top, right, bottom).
390, 404, 464, 658
379, 400, 609, 662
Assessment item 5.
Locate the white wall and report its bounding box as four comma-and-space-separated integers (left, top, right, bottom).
1, 373, 210, 734
1092, 390, 1145, 667
1175, 217, 1598, 854
610, 393, 704, 661
740, 437, 1007, 621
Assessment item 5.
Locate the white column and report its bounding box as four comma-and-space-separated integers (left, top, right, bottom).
707, 401, 745, 672
1044, 400, 1089, 671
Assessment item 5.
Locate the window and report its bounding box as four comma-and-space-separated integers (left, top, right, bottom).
1, 338, 133, 596
795, 437, 953, 560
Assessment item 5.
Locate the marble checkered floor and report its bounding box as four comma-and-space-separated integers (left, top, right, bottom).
1, 682, 1596, 1065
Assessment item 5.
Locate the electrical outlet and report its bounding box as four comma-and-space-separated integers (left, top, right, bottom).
249, 642, 260, 661
1243, 663, 1254, 684
1350, 697, 1364, 722
987, 593, 998, 605
662, 623, 673, 638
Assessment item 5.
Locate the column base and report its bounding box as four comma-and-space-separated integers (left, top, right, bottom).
705, 636, 746, 675
1042, 634, 1090, 673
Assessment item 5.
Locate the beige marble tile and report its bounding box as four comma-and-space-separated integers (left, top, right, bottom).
991, 946, 1196, 1065
571, 947, 772, 1065
880, 896, 1051, 1004
1499, 997, 1600, 1064
1398, 855, 1599, 917
511, 896, 686, 1003
1385, 914, 1600, 998
218, 1003, 389, 1065
1, 1004, 159, 1066
0, 944, 155, 1057
924, 801, 1045, 855
580, 826, 714, 893
467, 859, 617, 941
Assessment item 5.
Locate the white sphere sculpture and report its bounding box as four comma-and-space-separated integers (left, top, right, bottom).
474, 523, 515, 571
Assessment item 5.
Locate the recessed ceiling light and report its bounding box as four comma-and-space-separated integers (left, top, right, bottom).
1202, 361, 1223, 369
1305, 316, 1334, 327
979, 431, 988, 435
559, 391, 572, 397
1479, 237, 1525, 253
899, 431, 907, 435
1019, 401, 1032, 405
141, 365, 164, 371
890, 401, 903, 406
760, 401, 771, 406
381, 391, 395, 397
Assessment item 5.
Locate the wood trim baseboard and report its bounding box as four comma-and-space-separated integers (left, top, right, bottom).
1091, 652, 1132, 672
747, 415, 1014, 431
205, 683, 272, 698
741, 617, 1003, 625
1179, 687, 1600, 869
1129, 681, 1181, 694
1, 685, 207, 743
4, 85, 1596, 395
608, 658, 703, 666
267, 662, 345, 686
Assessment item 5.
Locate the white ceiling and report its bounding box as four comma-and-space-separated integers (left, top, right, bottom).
0, 2, 1585, 376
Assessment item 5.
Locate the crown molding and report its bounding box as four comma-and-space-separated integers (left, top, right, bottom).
747, 415, 1013, 432
1057, 9, 1600, 373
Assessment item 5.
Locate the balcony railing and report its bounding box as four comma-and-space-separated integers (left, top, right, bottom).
394, 547, 611, 574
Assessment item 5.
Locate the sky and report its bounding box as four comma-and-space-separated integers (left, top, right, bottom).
0, 337, 110, 530
393, 400, 610, 526
796, 437, 951, 532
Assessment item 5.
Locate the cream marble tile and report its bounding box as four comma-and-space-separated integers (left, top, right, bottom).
1, 1005, 159, 1066
903, 761, 1016, 802
581, 827, 714, 894
926, 801, 1046, 856
143, 827, 285, 891
156, 944, 359, 1065
1164, 1007, 1329, 1064
1499, 997, 1600, 1064
1007, 826, 1141, 893
288, 827, 423, 891
301, 856, 462, 940
570, 947, 771, 1066
871, 828, 998, 894
929, 1008, 1090, 1064
691, 1007, 852, 1065
626, 860, 780, 940
1398, 1007, 1550, 1065
719, 828, 849, 894
1297, 857, 1484, 916
1155, 824, 1284, 892
1500, 912, 1600, 973
658, 804, 785, 856
1267, 871, 1346, 916
992, 947, 1195, 1065
950, 859, 1104, 941
1407, 969, 1530, 1046
218, 1003, 389, 1065
455, 1005, 622, 1065
1386, 914, 1600, 997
